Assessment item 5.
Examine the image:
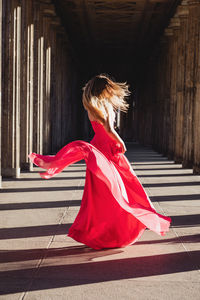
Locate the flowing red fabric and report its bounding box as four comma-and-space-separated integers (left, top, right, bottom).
28, 120, 171, 250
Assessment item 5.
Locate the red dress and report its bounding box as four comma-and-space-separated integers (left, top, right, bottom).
28, 120, 171, 250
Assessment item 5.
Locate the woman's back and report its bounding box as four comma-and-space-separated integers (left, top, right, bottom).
89, 120, 125, 162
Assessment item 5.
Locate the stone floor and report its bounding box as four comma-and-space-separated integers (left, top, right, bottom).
0, 143, 200, 300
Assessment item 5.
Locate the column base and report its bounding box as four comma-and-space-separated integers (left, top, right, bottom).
21, 162, 34, 172
174, 156, 183, 164
193, 165, 200, 175
167, 152, 174, 160
182, 160, 193, 169
2, 167, 21, 178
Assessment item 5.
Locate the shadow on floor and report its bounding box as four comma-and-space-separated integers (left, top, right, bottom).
0, 246, 123, 263
1, 214, 200, 240
0, 250, 199, 295
132, 163, 176, 165
136, 233, 200, 245
0, 223, 73, 239
143, 181, 200, 188
22, 169, 85, 174
150, 194, 200, 202
0, 186, 84, 193
138, 173, 194, 178
171, 214, 200, 228
0, 200, 81, 210
1, 233, 200, 264
132, 167, 185, 171
2, 176, 85, 182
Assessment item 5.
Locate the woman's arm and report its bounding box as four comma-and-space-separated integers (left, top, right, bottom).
104, 105, 127, 153
106, 124, 127, 153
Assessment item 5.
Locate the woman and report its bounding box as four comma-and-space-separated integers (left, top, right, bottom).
29, 74, 171, 250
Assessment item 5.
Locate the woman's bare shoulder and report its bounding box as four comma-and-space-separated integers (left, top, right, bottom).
87, 110, 104, 124
87, 110, 96, 121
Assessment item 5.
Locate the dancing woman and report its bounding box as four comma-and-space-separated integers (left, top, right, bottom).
29, 74, 171, 250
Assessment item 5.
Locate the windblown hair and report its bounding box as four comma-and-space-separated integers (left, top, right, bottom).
82, 74, 130, 124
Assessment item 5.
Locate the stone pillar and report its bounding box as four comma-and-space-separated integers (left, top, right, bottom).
162, 29, 173, 156
0, 0, 2, 186
2, 0, 21, 178
32, 0, 42, 154
37, 11, 44, 155
20, 0, 34, 171
182, 0, 197, 168
174, 3, 189, 163
44, 43, 51, 151
167, 15, 180, 160
192, 2, 200, 173
151, 49, 161, 150
49, 25, 58, 153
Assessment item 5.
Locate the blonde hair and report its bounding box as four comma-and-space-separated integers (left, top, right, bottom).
82, 74, 130, 124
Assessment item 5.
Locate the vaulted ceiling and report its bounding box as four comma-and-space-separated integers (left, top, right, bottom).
53, 0, 180, 78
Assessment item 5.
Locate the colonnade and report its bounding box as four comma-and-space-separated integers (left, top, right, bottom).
137, 0, 200, 174
1, 0, 200, 187
0, 0, 80, 185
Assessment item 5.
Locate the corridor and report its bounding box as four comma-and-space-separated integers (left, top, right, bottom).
0, 0, 200, 185
0, 145, 200, 299
0, 0, 200, 298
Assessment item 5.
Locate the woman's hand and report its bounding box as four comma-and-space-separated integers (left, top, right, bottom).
120, 142, 127, 153
113, 141, 127, 155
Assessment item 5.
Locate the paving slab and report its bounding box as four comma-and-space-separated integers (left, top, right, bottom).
0, 143, 200, 299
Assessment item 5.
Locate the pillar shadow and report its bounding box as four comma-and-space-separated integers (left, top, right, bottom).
143, 181, 200, 188
0, 246, 123, 263
2, 176, 85, 182
0, 186, 84, 193
1, 234, 200, 264
0, 214, 199, 240
136, 233, 200, 245
137, 173, 194, 178
27, 169, 86, 174
0, 200, 82, 210
133, 167, 184, 171
0, 223, 73, 239
150, 194, 200, 202
130, 159, 170, 162
0, 250, 199, 295
61, 169, 86, 173
132, 163, 175, 166
170, 214, 200, 227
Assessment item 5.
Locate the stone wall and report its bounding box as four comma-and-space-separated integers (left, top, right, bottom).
137, 0, 200, 174
1, 0, 80, 182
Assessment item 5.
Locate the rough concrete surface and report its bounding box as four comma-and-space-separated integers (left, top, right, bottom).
0, 143, 200, 300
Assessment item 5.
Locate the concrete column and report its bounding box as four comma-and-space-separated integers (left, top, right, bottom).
0, 0, 2, 186
174, 4, 189, 163
32, 1, 42, 154
182, 0, 196, 168
2, 0, 21, 178
192, 2, 200, 174
161, 31, 172, 156
44, 33, 51, 153
167, 15, 180, 160
20, 0, 34, 171
41, 2, 56, 154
